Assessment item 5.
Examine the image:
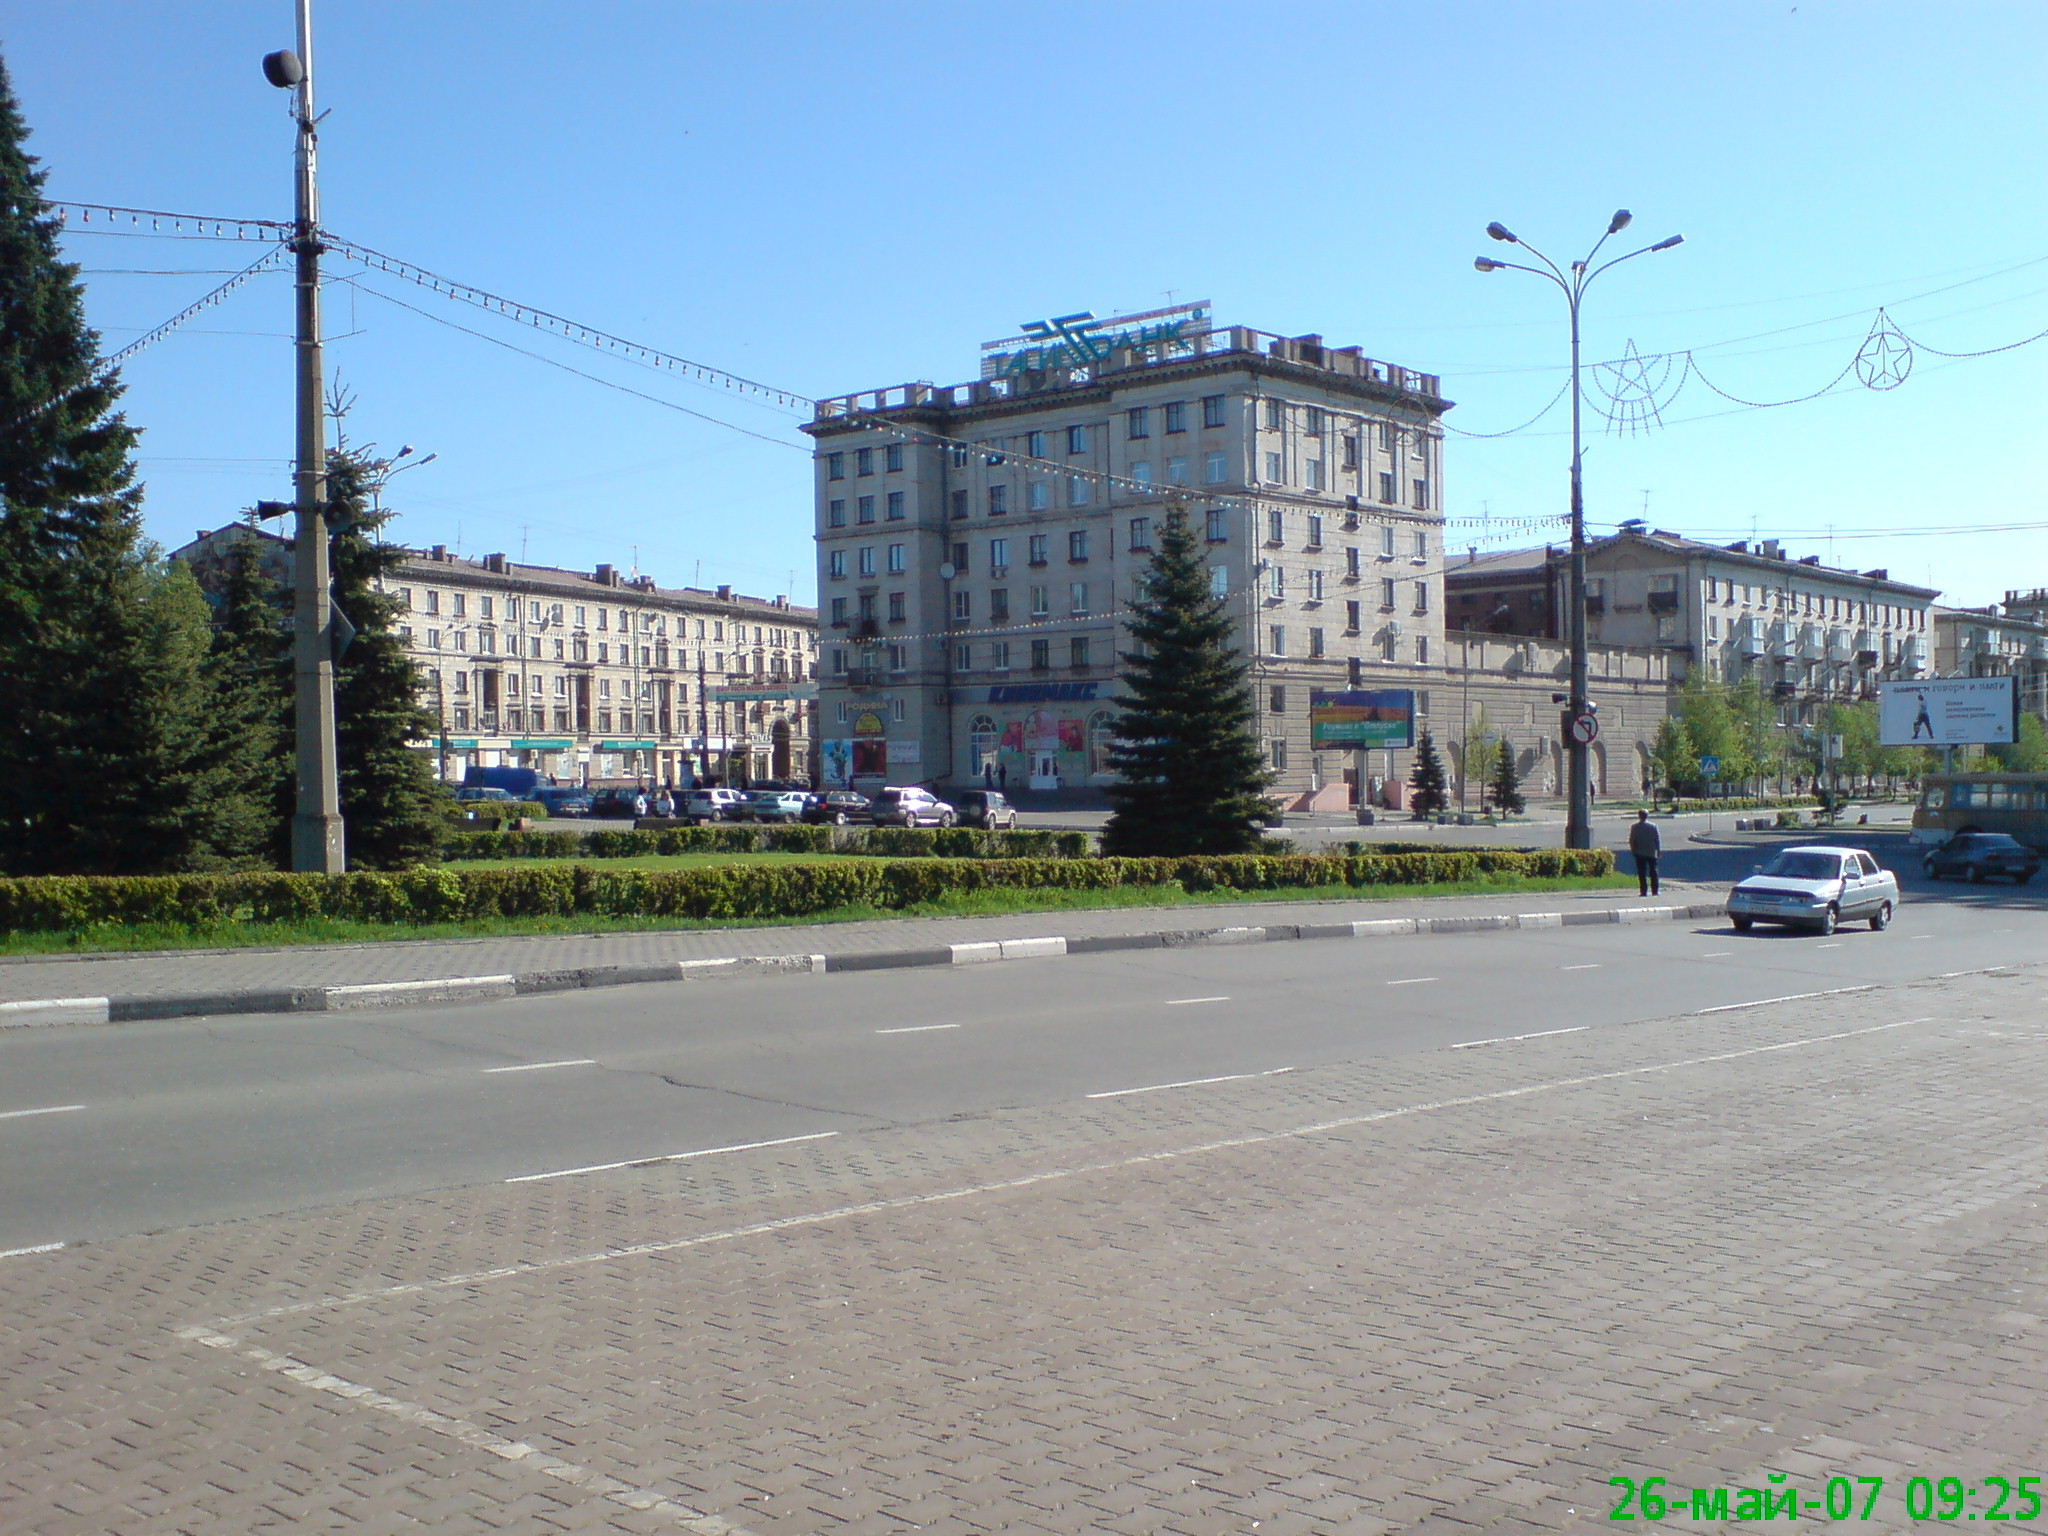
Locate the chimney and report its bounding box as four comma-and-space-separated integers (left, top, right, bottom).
431, 544, 448, 560
484, 552, 507, 573
1761, 538, 1784, 560
196, 529, 211, 543
595, 563, 616, 585
716, 584, 733, 601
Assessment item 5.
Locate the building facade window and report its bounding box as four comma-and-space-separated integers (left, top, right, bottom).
1204, 451, 1228, 484
1202, 395, 1226, 429
857, 495, 876, 524
1127, 406, 1149, 439
988, 484, 1008, 516
1379, 471, 1397, 504
1264, 398, 1285, 431
1070, 636, 1091, 668
1209, 565, 1229, 597
1346, 599, 1361, 633
828, 550, 847, 580
1031, 638, 1051, 669
1205, 508, 1228, 542
1265, 452, 1284, 483
887, 592, 906, 623
1128, 517, 1152, 550
1068, 530, 1089, 562
857, 546, 876, 577
1164, 401, 1187, 433
828, 499, 846, 528
1066, 425, 1088, 454
951, 489, 969, 520
989, 537, 1010, 570
1069, 581, 1089, 615
1029, 534, 1048, 565
1026, 430, 1044, 458
826, 452, 845, 480
1028, 479, 1050, 511
1269, 625, 1286, 656
886, 543, 906, 574
1067, 475, 1090, 507
885, 443, 904, 472
886, 491, 905, 520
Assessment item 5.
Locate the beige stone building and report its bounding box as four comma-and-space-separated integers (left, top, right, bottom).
803, 309, 1671, 807
1447, 528, 1938, 729
1933, 590, 2048, 720
173, 529, 818, 787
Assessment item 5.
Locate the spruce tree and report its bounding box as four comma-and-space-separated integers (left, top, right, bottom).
1490, 735, 1526, 815
0, 55, 241, 875
1102, 508, 1271, 855
319, 447, 444, 869
193, 527, 292, 867
1407, 730, 1448, 817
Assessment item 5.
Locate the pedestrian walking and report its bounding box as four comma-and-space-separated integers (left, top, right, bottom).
1628, 809, 1662, 896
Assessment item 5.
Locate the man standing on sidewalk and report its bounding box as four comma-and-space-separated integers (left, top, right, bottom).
1629, 809, 1663, 896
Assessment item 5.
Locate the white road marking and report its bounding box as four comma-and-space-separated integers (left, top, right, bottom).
219, 1017, 1922, 1330
0, 1104, 85, 1122
1912, 934, 1935, 939
1814, 943, 1843, 950
1691, 984, 1877, 1015
0, 1242, 66, 1259
1698, 951, 1732, 958
174, 1327, 755, 1536
1938, 967, 2010, 979
1453, 1026, 1590, 1050
1560, 964, 1602, 971
1086, 1068, 1295, 1099
875, 1024, 960, 1035
1161, 996, 1230, 1006
482, 1058, 597, 1074
504, 1130, 839, 1184
1385, 977, 1438, 986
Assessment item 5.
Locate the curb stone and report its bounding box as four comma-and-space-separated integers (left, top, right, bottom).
0, 901, 1725, 1029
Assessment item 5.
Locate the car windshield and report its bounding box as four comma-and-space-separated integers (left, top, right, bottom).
1760, 852, 1843, 880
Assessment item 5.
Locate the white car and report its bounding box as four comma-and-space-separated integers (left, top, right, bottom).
678, 787, 747, 825
1727, 845, 1900, 936
868, 786, 957, 828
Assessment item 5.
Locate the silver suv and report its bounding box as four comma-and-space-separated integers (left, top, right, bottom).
679, 787, 746, 825
1727, 845, 1900, 935
868, 786, 957, 828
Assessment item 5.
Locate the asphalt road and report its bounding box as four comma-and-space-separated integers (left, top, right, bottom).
3, 835, 2038, 1254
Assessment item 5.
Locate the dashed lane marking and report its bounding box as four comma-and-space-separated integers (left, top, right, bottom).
483, 1059, 597, 1074
1161, 996, 1231, 1006
0, 1242, 66, 1259
209, 1017, 1922, 1331
876, 1024, 960, 1035
1087, 1067, 1294, 1099
1385, 977, 1438, 986
1452, 1026, 1590, 1050
0, 1104, 85, 1122
504, 1131, 840, 1184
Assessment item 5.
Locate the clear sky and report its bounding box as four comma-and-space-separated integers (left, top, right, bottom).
6, 1, 2043, 609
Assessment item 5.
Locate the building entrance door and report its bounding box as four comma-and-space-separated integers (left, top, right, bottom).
1029, 749, 1060, 790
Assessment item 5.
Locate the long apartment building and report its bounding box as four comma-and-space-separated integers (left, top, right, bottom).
803, 309, 1673, 803
173, 529, 818, 787
1933, 589, 2048, 718
1447, 528, 1937, 724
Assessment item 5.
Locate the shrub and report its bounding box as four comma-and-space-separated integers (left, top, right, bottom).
0, 847, 1615, 935
439, 825, 1095, 862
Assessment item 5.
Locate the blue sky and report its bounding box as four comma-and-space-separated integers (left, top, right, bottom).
7, 1, 2043, 608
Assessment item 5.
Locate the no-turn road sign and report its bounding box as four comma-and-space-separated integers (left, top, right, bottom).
1568, 712, 1601, 746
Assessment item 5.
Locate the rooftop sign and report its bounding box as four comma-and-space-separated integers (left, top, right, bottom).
981, 302, 1212, 379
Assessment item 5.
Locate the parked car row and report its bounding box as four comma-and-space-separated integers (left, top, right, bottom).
645, 786, 1019, 830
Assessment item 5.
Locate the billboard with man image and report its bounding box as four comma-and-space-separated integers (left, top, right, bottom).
1877, 677, 2016, 746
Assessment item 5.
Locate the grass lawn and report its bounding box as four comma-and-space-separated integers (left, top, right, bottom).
0, 871, 1636, 957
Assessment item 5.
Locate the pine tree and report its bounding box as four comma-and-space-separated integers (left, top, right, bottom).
193, 527, 292, 867
0, 55, 243, 875
1490, 735, 1525, 815
319, 446, 445, 869
1408, 730, 1448, 817
1103, 508, 1272, 855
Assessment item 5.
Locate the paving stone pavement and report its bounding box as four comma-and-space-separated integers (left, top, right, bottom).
4, 964, 2043, 1534
0, 884, 1699, 1004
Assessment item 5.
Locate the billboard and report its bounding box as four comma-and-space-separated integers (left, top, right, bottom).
1309, 689, 1416, 750
1877, 677, 2017, 746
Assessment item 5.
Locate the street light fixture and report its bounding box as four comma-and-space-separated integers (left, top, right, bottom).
1473, 209, 1684, 850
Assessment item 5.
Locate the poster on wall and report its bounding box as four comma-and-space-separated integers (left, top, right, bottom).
887, 739, 921, 765
852, 739, 887, 777
1877, 677, 2016, 746
821, 738, 853, 787
1057, 718, 1084, 752
1309, 689, 1416, 749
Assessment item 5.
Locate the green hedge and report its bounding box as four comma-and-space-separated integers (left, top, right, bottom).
440, 825, 1097, 861
0, 848, 1613, 934
1663, 795, 1819, 814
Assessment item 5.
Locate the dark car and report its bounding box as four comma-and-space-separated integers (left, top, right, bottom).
802, 791, 871, 826
531, 786, 593, 818
1924, 832, 2039, 884
587, 788, 647, 819
952, 789, 1017, 830
454, 786, 516, 804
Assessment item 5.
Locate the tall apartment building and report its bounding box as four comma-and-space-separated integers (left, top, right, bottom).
1447, 528, 1937, 722
173, 529, 818, 786
803, 313, 1458, 799
1933, 590, 2048, 719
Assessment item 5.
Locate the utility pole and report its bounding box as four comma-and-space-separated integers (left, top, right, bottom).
265, 2, 344, 872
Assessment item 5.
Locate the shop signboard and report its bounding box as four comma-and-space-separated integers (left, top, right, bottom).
1309, 689, 1415, 749
1878, 677, 2016, 746
509, 739, 573, 751
981, 303, 1213, 379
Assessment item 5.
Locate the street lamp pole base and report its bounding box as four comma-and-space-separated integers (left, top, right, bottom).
292, 814, 346, 874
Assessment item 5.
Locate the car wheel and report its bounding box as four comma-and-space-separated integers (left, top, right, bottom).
1817, 904, 1838, 937
832, 811, 847, 826
939, 812, 956, 828
1968, 865, 1984, 884
1869, 900, 1892, 931
1731, 915, 1753, 932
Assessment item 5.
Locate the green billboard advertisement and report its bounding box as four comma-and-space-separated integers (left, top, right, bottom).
1309, 689, 1415, 749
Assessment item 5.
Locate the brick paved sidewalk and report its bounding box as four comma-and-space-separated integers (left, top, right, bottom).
0, 880, 1707, 1005
3, 964, 2040, 1534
